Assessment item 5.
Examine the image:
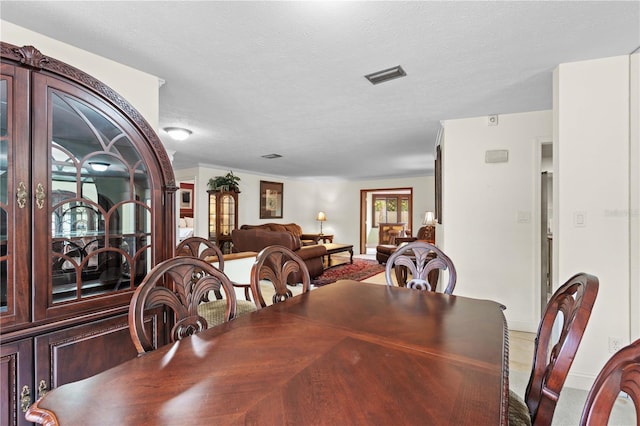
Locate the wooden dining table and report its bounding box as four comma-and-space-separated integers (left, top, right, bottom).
26, 280, 509, 425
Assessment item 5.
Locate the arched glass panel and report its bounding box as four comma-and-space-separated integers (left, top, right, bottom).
50, 91, 152, 303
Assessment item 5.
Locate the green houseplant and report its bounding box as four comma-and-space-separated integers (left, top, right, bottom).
208, 171, 241, 192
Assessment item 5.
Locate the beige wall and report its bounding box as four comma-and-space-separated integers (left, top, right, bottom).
440, 110, 552, 333
439, 54, 635, 391
555, 55, 634, 389
631, 49, 639, 342
1, 20, 161, 129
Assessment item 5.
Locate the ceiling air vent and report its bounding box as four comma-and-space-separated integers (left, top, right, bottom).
261, 153, 282, 159
365, 65, 406, 85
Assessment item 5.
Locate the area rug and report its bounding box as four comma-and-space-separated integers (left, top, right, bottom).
312, 258, 385, 286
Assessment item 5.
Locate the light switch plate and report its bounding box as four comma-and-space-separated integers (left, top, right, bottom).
517, 211, 531, 223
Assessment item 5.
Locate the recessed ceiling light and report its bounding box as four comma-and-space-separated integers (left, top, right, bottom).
163, 127, 192, 141
261, 154, 282, 159
365, 65, 407, 85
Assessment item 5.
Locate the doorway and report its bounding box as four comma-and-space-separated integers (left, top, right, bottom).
359, 188, 413, 254
539, 141, 553, 314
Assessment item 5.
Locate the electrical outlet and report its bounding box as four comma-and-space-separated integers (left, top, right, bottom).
608, 337, 624, 353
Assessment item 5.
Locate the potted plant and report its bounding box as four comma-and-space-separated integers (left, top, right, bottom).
208, 171, 241, 192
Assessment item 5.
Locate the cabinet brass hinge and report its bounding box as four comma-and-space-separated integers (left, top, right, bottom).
20, 385, 31, 412
38, 380, 48, 399
16, 182, 27, 209
35, 183, 46, 209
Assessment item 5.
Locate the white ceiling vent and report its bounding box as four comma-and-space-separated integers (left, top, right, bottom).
485, 149, 509, 163
365, 65, 406, 85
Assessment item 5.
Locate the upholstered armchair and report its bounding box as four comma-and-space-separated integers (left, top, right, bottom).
378, 223, 407, 245
376, 225, 430, 264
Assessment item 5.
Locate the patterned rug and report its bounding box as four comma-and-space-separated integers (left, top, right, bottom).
312, 258, 385, 286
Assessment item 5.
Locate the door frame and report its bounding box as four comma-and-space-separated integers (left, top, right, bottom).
359, 187, 413, 254
533, 137, 553, 322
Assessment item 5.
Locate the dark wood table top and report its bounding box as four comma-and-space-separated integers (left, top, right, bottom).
26, 280, 509, 425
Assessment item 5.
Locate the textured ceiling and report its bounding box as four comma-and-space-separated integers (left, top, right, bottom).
1, 1, 638, 180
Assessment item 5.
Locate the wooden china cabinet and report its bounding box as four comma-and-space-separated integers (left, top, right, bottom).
0, 43, 176, 425
207, 189, 238, 254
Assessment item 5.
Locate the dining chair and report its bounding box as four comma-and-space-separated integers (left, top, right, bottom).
176, 236, 257, 324
250, 245, 311, 309
384, 241, 457, 294
509, 272, 599, 426
128, 256, 237, 354
579, 338, 639, 426
176, 236, 252, 301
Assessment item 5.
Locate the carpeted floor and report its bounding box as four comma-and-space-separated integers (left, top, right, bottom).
312, 257, 385, 286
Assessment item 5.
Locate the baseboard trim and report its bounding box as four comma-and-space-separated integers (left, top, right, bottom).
507, 320, 538, 334
564, 371, 596, 391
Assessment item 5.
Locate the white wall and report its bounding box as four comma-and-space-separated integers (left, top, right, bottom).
1, 20, 161, 129
174, 165, 434, 251
441, 111, 552, 333
630, 49, 640, 342
554, 55, 633, 389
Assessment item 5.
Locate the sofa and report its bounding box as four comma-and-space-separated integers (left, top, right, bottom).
231, 226, 327, 284
239, 223, 320, 245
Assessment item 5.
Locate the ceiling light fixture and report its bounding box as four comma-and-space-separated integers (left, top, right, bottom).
89, 161, 110, 172
163, 127, 192, 141
261, 154, 282, 159
364, 65, 407, 85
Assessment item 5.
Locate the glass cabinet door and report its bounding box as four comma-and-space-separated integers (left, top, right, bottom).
31, 74, 153, 320
0, 63, 30, 328
220, 193, 235, 238
207, 190, 237, 254
208, 191, 217, 242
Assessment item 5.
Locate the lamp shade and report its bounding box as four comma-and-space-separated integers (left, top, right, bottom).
316, 211, 327, 222
423, 211, 435, 226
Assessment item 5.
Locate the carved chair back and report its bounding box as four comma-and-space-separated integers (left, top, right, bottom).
176, 236, 253, 302
250, 245, 311, 309
579, 338, 639, 425
384, 241, 456, 294
128, 257, 237, 354
177, 236, 224, 264
524, 273, 599, 425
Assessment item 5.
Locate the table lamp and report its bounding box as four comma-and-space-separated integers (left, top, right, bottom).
422, 211, 436, 244
316, 211, 326, 235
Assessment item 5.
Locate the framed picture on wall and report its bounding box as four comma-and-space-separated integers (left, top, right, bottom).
179, 182, 195, 218
180, 188, 193, 210
435, 144, 442, 224
260, 180, 283, 219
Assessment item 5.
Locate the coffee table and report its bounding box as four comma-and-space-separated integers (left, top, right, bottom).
321, 243, 353, 267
